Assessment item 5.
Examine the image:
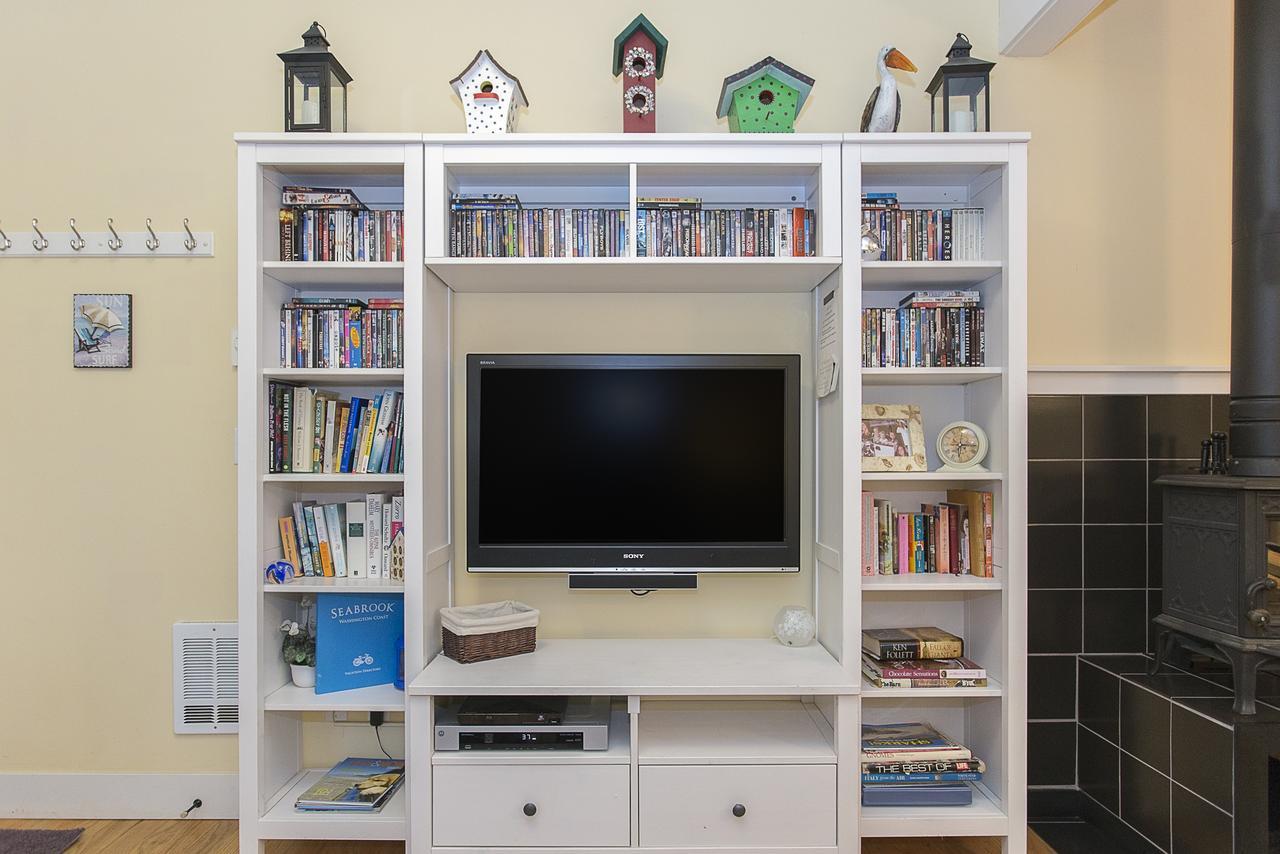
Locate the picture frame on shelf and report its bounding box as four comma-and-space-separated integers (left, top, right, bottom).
861, 403, 926, 471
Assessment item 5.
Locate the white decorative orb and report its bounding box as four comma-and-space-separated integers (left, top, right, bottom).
773, 606, 816, 647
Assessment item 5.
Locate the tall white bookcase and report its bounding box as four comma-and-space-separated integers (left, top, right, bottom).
236, 132, 1027, 853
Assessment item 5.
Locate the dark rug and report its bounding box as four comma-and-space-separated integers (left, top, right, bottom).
0, 829, 84, 854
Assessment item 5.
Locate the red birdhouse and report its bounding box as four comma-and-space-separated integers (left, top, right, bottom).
612, 14, 668, 133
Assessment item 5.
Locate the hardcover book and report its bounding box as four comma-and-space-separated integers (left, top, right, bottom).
294, 757, 405, 812
316, 593, 403, 694
861, 654, 986, 680
862, 627, 964, 661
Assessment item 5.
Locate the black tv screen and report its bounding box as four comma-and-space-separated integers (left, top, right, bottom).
466, 354, 800, 572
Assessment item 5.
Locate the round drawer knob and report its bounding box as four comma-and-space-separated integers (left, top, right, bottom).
523, 803, 537, 817
732, 803, 747, 818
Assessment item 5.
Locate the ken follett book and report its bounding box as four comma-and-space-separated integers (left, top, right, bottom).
316, 593, 403, 694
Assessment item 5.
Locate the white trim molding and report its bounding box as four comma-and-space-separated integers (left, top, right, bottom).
0, 773, 237, 819
1029, 366, 1229, 396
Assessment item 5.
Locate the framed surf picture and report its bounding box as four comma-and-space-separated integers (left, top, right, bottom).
73, 294, 132, 368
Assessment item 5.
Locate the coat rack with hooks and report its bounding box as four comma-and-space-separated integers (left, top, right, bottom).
0, 218, 214, 257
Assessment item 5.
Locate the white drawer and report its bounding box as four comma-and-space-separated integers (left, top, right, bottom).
433, 764, 630, 847
639, 764, 836, 848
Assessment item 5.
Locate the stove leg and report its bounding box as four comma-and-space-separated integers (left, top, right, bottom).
1150, 627, 1175, 675
1220, 644, 1261, 715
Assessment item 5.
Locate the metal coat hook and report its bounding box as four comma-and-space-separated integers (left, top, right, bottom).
0, 222, 10, 252
107, 218, 123, 251
145, 218, 160, 251
31, 219, 48, 251
183, 218, 197, 252
68, 218, 86, 251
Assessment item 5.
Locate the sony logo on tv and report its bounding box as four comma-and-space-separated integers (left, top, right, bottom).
329, 602, 398, 619
622, 553, 644, 559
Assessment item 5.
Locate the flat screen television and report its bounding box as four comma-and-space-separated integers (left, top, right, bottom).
466, 354, 801, 573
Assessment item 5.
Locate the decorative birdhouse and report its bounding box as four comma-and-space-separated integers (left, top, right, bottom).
717, 57, 815, 133
450, 50, 529, 134
278, 22, 352, 133
612, 14, 668, 133
926, 34, 996, 132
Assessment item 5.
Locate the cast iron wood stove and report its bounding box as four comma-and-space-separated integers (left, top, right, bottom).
1152, 0, 1280, 715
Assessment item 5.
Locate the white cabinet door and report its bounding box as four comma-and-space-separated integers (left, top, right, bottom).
433, 764, 630, 847
639, 764, 836, 848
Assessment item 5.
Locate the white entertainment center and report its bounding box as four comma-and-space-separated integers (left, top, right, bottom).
236, 132, 1028, 853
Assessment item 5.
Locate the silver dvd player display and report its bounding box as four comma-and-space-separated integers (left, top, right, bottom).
435, 696, 611, 751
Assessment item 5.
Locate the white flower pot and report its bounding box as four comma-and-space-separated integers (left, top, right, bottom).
290, 663, 316, 688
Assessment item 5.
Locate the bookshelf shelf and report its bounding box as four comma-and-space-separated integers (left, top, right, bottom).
861, 367, 1003, 386
859, 782, 1007, 838
263, 261, 406, 287
262, 368, 405, 384
259, 768, 406, 841
264, 682, 406, 712
860, 260, 1003, 290
860, 471, 1005, 483
425, 255, 842, 294
862, 574, 1002, 591
261, 473, 405, 484
263, 577, 405, 593
860, 677, 1004, 699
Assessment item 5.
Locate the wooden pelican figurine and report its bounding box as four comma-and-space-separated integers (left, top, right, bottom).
860, 45, 917, 132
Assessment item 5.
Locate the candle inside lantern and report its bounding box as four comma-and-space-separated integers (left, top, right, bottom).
949, 110, 975, 132
300, 91, 320, 125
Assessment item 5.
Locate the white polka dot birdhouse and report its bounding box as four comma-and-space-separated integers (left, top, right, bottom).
450, 49, 529, 134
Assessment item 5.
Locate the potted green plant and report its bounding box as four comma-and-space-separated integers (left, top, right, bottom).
280, 613, 317, 688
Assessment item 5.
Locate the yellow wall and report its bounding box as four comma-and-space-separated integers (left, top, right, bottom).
0, 0, 1231, 773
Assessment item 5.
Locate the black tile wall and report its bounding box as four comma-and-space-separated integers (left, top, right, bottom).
1029, 721, 1077, 786
1030, 590, 1082, 654
1120, 751, 1172, 851
1148, 395, 1212, 459
1171, 703, 1233, 813
1120, 681, 1171, 774
1030, 460, 1084, 523
1084, 461, 1148, 524
1029, 654, 1077, 720
1083, 525, 1146, 589
1079, 660, 1120, 742
1083, 395, 1147, 459
1029, 525, 1082, 588
1171, 783, 1233, 854
1078, 723, 1120, 813
1083, 590, 1147, 653
1030, 395, 1083, 459
1211, 394, 1229, 433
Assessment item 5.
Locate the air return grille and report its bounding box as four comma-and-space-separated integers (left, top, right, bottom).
173, 622, 238, 734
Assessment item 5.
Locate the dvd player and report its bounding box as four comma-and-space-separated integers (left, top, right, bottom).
435, 696, 610, 751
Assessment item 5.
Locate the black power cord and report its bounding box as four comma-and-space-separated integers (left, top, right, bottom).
369, 711, 395, 760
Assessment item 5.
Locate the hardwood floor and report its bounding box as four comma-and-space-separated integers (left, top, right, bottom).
0, 819, 1055, 853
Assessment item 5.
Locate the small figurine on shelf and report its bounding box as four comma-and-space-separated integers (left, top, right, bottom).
450, 50, 529, 134
717, 56, 815, 133
613, 14, 668, 133
860, 45, 917, 133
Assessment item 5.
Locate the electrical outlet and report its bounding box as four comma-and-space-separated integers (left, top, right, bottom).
332, 711, 351, 724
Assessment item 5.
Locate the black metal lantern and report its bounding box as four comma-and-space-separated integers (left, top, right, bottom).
926, 34, 995, 132
278, 22, 351, 133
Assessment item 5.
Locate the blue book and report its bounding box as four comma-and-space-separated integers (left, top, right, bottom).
862, 772, 982, 784
861, 783, 973, 807
316, 593, 403, 694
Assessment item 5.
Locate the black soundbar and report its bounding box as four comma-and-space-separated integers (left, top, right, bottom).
568, 573, 698, 590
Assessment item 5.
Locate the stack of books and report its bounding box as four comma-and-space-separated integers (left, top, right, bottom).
862, 193, 984, 261
280, 297, 404, 369
279, 185, 404, 262
636, 197, 816, 257
267, 384, 404, 475
861, 627, 986, 690
278, 494, 403, 580
861, 722, 983, 806
449, 193, 628, 257
295, 757, 405, 813
861, 490, 994, 577
862, 290, 984, 367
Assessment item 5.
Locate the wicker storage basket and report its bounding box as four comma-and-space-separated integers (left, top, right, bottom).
440, 601, 538, 664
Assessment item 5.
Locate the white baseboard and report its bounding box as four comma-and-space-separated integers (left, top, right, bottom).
1030, 366, 1229, 395
0, 773, 237, 819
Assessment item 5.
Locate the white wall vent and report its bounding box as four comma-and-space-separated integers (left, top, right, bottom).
173, 622, 238, 734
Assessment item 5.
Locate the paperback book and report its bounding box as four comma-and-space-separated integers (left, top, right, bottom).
266, 384, 404, 475
862, 627, 964, 662
279, 495, 403, 579
860, 491, 993, 577
862, 721, 979, 806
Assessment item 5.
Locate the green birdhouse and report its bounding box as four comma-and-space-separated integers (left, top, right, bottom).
716, 56, 815, 133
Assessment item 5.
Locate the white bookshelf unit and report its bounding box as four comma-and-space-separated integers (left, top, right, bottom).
237, 132, 1028, 853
